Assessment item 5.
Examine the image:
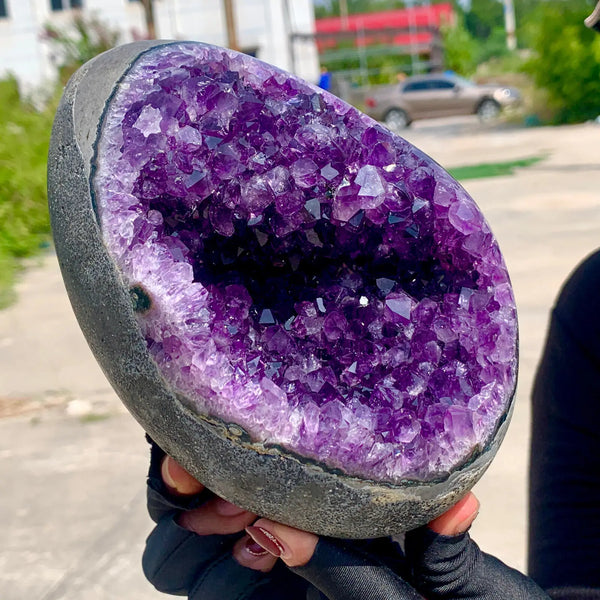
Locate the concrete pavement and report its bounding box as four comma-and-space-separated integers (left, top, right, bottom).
1, 119, 599, 598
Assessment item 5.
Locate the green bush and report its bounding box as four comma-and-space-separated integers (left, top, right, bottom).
0, 77, 56, 306
321, 42, 413, 87
474, 26, 511, 65
524, 1, 600, 124
441, 17, 478, 75
42, 13, 121, 84
0, 14, 120, 307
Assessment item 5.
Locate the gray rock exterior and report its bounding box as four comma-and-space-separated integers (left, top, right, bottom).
47, 41, 515, 538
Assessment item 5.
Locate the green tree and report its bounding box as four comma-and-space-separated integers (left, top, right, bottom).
441, 16, 477, 75
513, 0, 538, 45
525, 0, 600, 123
474, 26, 510, 63
464, 0, 504, 40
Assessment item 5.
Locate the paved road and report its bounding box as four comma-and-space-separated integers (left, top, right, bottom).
1, 119, 599, 598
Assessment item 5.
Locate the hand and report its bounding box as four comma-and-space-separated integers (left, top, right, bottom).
144, 444, 312, 600
154, 453, 551, 599
160, 455, 281, 573
242, 490, 479, 568
160, 454, 476, 567
240, 486, 550, 600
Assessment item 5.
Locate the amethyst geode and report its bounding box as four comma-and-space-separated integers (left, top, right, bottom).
48, 41, 517, 536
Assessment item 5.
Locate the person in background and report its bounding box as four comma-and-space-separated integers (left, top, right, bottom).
528, 248, 600, 595
317, 66, 332, 92
527, 6, 600, 596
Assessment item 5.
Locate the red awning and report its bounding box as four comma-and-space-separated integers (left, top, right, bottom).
315, 4, 454, 51
316, 4, 454, 33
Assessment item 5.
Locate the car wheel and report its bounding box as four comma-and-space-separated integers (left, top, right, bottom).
477, 99, 500, 122
383, 109, 410, 132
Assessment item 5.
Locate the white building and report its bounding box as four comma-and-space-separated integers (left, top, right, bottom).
0, 0, 319, 93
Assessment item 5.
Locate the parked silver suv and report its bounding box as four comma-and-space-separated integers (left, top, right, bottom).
364, 73, 520, 131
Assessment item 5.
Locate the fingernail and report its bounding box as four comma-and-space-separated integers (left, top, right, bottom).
428, 492, 480, 536
213, 497, 247, 517
246, 526, 287, 558
452, 493, 480, 534
442, 493, 480, 535
162, 456, 179, 491
244, 536, 270, 557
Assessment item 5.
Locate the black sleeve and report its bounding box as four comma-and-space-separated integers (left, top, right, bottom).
291, 528, 550, 600
547, 588, 600, 600
292, 537, 420, 600
404, 527, 550, 599
528, 249, 600, 591
145, 434, 211, 523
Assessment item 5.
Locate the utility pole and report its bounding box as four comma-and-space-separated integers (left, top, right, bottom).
223, 0, 240, 51
140, 0, 157, 39
282, 0, 296, 73
339, 0, 349, 30
503, 0, 517, 51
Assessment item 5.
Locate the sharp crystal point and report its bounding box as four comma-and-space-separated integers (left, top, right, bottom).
259, 308, 275, 325
376, 277, 396, 295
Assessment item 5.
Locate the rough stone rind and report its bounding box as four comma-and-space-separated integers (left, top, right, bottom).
48, 41, 516, 537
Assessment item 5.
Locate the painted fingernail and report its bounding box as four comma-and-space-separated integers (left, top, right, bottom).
244, 536, 270, 557
246, 526, 286, 558
213, 497, 247, 517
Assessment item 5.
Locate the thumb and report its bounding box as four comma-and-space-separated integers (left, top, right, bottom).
428, 492, 480, 536
160, 455, 205, 496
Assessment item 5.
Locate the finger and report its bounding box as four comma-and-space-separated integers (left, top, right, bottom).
179, 496, 256, 536
246, 518, 318, 567
232, 534, 279, 573
428, 492, 480, 536
161, 455, 205, 496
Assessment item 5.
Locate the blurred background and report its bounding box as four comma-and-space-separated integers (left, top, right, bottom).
0, 1, 599, 598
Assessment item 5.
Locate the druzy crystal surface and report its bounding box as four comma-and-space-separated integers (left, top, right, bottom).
94, 43, 517, 483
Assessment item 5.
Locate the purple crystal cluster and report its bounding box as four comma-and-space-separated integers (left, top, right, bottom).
94, 43, 517, 483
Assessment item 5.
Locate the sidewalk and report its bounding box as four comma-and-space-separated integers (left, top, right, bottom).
1, 120, 598, 598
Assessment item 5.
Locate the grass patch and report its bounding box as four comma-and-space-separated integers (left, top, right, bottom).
0, 77, 57, 309
449, 156, 545, 181
0, 253, 17, 309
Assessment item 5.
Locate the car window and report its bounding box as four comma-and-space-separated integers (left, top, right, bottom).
428, 80, 455, 89
403, 81, 429, 92
403, 79, 455, 92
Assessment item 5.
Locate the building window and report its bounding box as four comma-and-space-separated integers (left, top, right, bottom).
50, 0, 83, 11
0, 0, 8, 18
